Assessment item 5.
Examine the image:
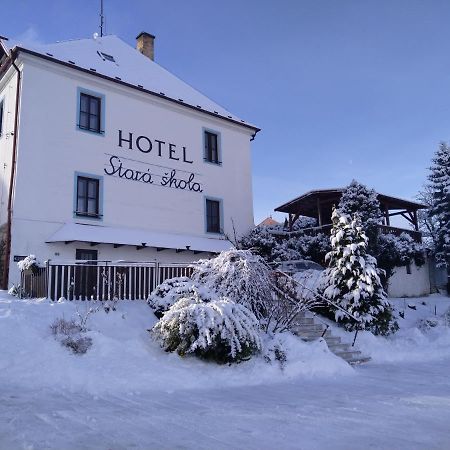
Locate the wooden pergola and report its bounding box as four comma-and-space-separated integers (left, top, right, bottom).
275, 188, 427, 234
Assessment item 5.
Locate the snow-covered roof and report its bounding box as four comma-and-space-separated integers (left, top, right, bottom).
275, 188, 427, 214
46, 222, 233, 254
7, 35, 259, 133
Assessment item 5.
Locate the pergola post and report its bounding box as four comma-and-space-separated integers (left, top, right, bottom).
413, 210, 419, 232
317, 198, 322, 227
384, 205, 390, 226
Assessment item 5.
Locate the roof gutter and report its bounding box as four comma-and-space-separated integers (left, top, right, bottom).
2, 50, 21, 289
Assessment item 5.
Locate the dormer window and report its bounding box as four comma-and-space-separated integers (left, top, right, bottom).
97, 51, 116, 63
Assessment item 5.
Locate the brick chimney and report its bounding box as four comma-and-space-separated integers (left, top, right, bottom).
136, 32, 155, 61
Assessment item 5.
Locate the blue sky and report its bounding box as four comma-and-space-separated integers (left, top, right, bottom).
2, 0, 448, 223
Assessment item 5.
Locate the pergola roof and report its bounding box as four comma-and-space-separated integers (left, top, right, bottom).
275, 188, 427, 217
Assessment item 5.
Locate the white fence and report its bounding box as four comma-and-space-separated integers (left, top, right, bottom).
22, 260, 194, 300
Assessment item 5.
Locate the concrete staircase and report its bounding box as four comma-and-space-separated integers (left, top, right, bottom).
291, 312, 371, 365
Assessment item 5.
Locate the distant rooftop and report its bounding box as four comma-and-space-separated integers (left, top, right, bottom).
1, 35, 259, 133
257, 216, 280, 227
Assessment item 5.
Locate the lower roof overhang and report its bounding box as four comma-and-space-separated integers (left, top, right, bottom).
46, 222, 233, 254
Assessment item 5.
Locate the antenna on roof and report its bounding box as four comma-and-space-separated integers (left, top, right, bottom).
99, 0, 105, 37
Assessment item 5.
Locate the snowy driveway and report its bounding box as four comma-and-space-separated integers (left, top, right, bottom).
1, 358, 450, 450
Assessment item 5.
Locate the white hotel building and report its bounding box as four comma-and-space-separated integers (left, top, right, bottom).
0, 32, 259, 294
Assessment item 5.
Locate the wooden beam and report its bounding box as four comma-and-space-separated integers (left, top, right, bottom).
113, 244, 123, 248
193, 250, 203, 255
400, 212, 415, 225
156, 247, 166, 252
388, 210, 409, 218
90, 242, 99, 247
64, 241, 74, 245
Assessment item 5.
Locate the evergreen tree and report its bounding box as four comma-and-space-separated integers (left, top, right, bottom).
338, 180, 382, 252
322, 208, 397, 335
428, 142, 450, 293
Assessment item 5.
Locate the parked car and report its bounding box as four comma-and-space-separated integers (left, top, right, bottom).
274, 259, 324, 276
274, 260, 325, 301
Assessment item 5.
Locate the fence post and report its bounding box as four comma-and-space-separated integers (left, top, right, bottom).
46, 259, 51, 300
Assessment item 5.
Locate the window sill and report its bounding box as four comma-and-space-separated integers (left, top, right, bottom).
206, 230, 223, 235
77, 125, 105, 136
203, 158, 222, 166
74, 212, 102, 220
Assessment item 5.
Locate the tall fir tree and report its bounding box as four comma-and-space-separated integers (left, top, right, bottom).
338, 180, 382, 253
428, 142, 450, 294
322, 208, 397, 335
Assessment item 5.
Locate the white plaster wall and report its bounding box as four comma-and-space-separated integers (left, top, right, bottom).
7, 55, 254, 286
387, 260, 431, 298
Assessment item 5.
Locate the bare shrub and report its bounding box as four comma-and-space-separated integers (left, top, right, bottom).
50, 313, 94, 355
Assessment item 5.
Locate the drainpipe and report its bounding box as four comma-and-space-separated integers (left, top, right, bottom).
2, 52, 21, 289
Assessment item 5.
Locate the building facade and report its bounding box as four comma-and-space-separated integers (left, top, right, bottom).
0, 33, 259, 289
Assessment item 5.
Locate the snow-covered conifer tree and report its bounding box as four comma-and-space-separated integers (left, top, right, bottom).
322, 208, 397, 335
338, 180, 382, 252
428, 142, 450, 293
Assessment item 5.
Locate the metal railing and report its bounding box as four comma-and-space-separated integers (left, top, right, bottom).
20, 260, 194, 301
272, 267, 363, 346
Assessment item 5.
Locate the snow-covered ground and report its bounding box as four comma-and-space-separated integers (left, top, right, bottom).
1, 292, 449, 449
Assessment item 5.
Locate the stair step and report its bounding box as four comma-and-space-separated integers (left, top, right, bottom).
333, 350, 362, 359
296, 329, 331, 338
347, 356, 371, 365
323, 336, 342, 345
291, 314, 370, 366
326, 343, 350, 352
294, 324, 325, 332
296, 318, 315, 325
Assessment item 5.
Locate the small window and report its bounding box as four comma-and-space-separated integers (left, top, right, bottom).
98, 51, 116, 63
76, 176, 100, 218
206, 198, 221, 233
79, 93, 102, 133
204, 130, 221, 165
76, 249, 98, 262
0, 100, 4, 137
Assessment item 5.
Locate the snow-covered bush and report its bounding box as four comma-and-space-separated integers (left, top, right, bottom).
321, 208, 398, 335
147, 276, 211, 318
8, 284, 21, 297
190, 249, 321, 333
377, 233, 425, 282
239, 226, 278, 261
262, 333, 288, 369
17, 254, 44, 274
240, 217, 330, 265
50, 317, 92, 355
152, 292, 261, 364
191, 249, 273, 321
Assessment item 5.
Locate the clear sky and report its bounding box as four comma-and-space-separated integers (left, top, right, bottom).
2, 0, 448, 224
